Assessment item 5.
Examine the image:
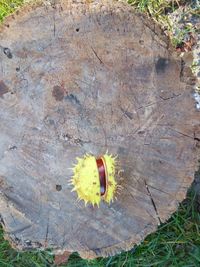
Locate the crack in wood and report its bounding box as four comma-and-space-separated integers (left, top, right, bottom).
45, 216, 50, 245
169, 128, 194, 140
120, 107, 133, 120
146, 184, 172, 196
53, 14, 56, 37
179, 59, 185, 80
137, 94, 182, 110
91, 46, 104, 65
144, 180, 161, 224
194, 132, 200, 142
0, 214, 5, 226
159, 93, 181, 101
123, 185, 157, 221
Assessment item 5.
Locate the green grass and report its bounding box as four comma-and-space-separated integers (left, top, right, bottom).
0, 0, 24, 21
0, 0, 200, 266
128, 0, 200, 48
128, 0, 175, 26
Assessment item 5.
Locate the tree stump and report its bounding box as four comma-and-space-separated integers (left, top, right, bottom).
0, 0, 199, 259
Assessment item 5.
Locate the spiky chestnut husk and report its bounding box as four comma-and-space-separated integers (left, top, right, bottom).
69, 153, 118, 207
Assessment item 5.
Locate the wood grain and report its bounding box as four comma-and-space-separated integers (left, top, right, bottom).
0, 0, 199, 259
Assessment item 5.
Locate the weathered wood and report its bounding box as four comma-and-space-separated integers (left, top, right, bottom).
0, 0, 199, 259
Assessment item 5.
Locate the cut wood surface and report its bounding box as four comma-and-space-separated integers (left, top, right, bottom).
0, 0, 199, 259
